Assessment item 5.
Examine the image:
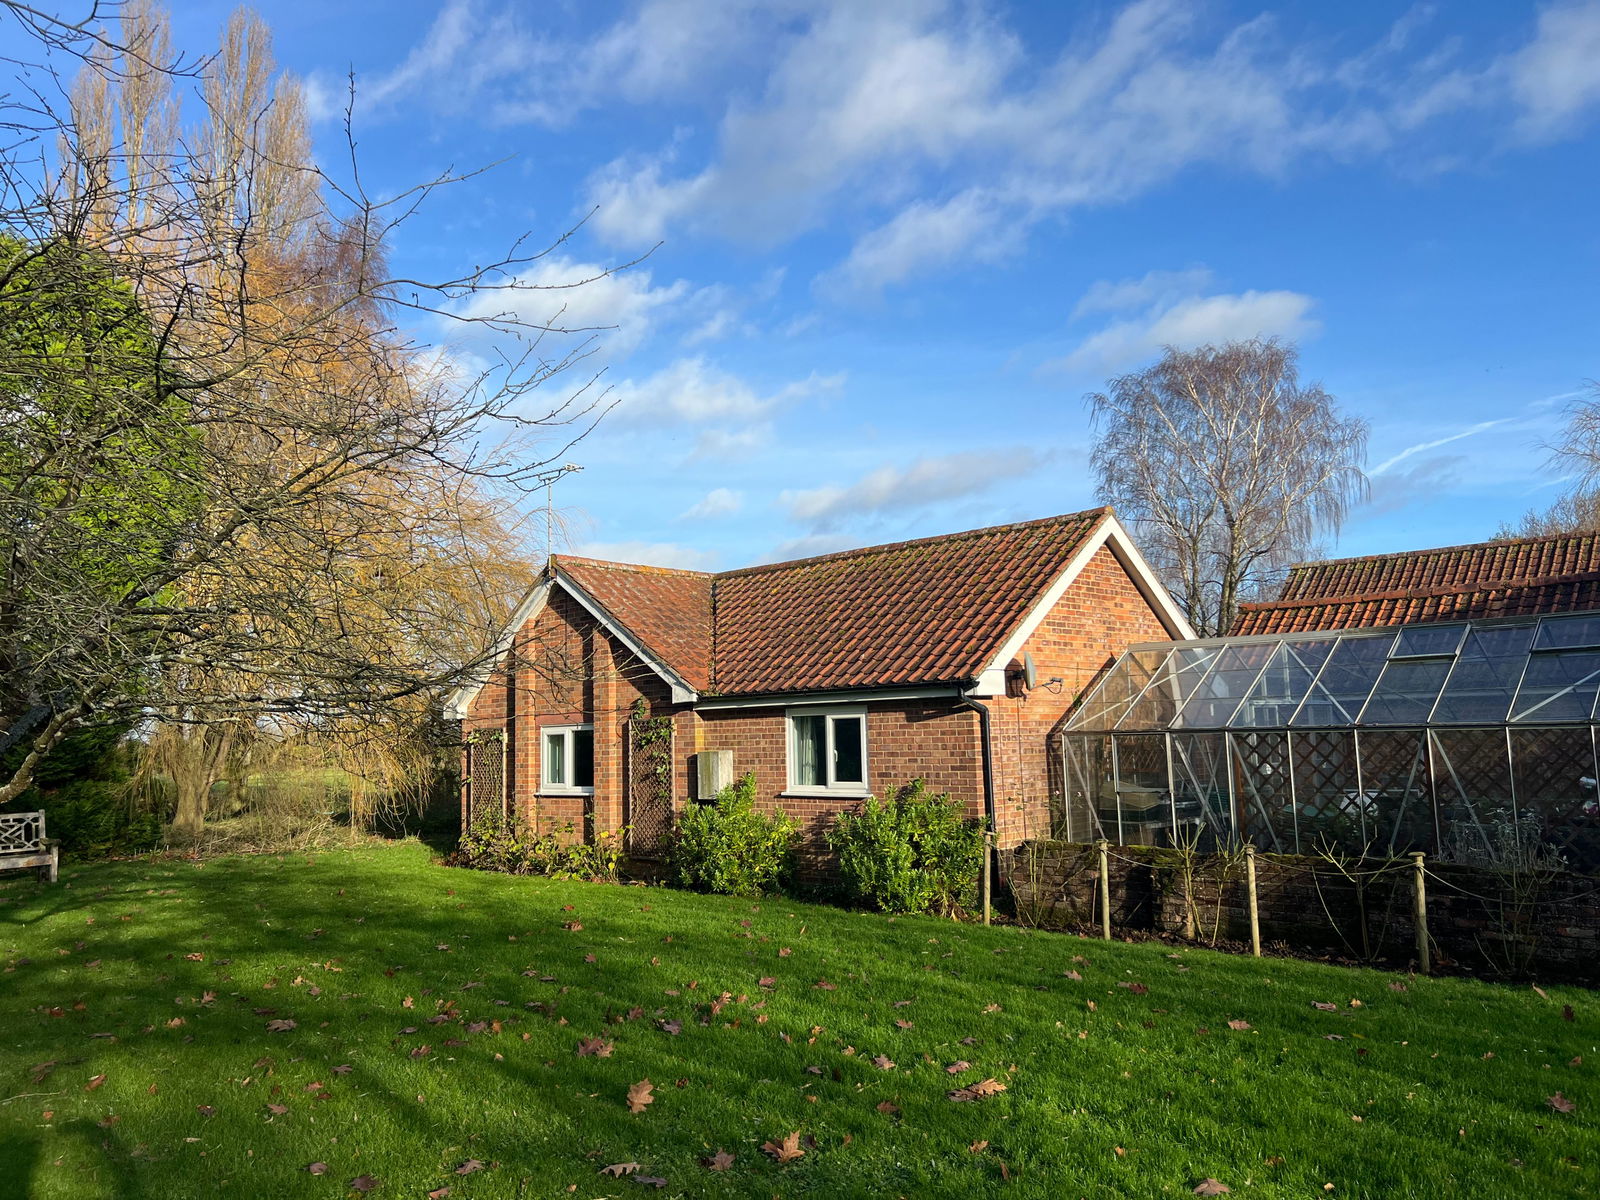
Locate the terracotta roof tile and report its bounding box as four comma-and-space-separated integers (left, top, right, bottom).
552, 557, 714, 690
552, 509, 1113, 697
1235, 532, 1600, 635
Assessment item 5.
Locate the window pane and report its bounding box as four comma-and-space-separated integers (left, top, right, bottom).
1511, 649, 1600, 722
1431, 729, 1515, 866
544, 731, 566, 786
1392, 624, 1466, 658
1120, 646, 1222, 730
1291, 633, 1395, 726
1069, 649, 1166, 731
1533, 614, 1600, 651
1356, 730, 1434, 856
1172, 643, 1274, 728
831, 716, 864, 784
572, 728, 594, 788
1510, 727, 1600, 874
1231, 638, 1340, 729
1359, 658, 1453, 725
793, 715, 825, 787
1430, 624, 1536, 724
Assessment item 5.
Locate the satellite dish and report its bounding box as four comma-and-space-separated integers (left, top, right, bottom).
1022, 653, 1038, 690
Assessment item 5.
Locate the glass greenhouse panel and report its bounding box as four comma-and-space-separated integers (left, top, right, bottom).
1430, 728, 1516, 866
1118, 646, 1223, 731
1357, 730, 1435, 857
1068, 648, 1169, 731
1430, 623, 1537, 725
1231, 731, 1294, 853
1172, 642, 1276, 728
1290, 728, 1364, 855
1112, 734, 1169, 845
1533, 613, 1600, 652
1510, 727, 1600, 873
1360, 657, 1454, 726
1230, 637, 1341, 728
1057, 736, 1110, 843
1392, 624, 1468, 658
1169, 732, 1229, 844
1291, 633, 1396, 726
1510, 648, 1600, 722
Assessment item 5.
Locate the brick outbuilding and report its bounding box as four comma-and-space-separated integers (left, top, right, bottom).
447, 508, 1191, 858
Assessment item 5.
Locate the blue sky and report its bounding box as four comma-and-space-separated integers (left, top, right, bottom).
158, 3, 1600, 567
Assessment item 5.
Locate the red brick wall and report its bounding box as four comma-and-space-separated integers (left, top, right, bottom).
691, 701, 984, 857
461, 586, 680, 842
986, 544, 1174, 848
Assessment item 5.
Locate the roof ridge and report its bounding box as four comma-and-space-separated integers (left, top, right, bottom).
1284, 529, 1600, 576
717, 507, 1112, 578
1240, 568, 1600, 612
552, 554, 714, 579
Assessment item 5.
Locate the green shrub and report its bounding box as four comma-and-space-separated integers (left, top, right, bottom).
669, 772, 796, 897
453, 812, 622, 882
829, 778, 985, 915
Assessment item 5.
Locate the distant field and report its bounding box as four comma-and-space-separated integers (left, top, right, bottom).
0, 843, 1593, 1198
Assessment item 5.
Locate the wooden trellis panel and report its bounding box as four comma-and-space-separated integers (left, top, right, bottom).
627, 717, 675, 859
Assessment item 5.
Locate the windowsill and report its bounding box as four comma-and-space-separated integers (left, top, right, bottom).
536, 788, 595, 798
780, 788, 873, 800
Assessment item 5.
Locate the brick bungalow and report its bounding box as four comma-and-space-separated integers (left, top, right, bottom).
447, 507, 1192, 858
1232, 530, 1600, 634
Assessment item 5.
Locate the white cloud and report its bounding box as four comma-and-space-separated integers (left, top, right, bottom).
1058, 272, 1319, 373
610, 357, 772, 424
1072, 267, 1215, 318
686, 424, 774, 461
578, 0, 1531, 282
781, 448, 1045, 530
679, 487, 743, 520
447, 257, 688, 359
573, 540, 719, 571
1508, 1, 1600, 139
819, 189, 1020, 297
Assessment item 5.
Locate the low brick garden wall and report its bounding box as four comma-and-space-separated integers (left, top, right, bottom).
1009, 839, 1600, 985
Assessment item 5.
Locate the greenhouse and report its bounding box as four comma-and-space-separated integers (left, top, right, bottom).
1058, 611, 1600, 873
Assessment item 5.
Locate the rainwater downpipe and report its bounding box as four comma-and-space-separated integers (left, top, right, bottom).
958, 694, 999, 896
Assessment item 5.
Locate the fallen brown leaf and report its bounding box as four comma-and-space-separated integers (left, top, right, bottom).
1193, 1179, 1231, 1195
1549, 1092, 1577, 1114
762, 1131, 805, 1164
600, 1163, 640, 1177
704, 1149, 735, 1171
627, 1078, 655, 1114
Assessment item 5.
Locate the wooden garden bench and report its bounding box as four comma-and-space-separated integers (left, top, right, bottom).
0, 811, 59, 883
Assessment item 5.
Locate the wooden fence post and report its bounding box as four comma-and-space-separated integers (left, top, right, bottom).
1245, 844, 1262, 957
981, 829, 993, 927
1096, 839, 1112, 941
1411, 852, 1431, 975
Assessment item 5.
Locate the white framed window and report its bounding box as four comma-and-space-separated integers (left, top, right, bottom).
541, 724, 594, 793
786, 707, 869, 794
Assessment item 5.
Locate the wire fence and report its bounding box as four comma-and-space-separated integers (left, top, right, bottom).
1011, 837, 1598, 983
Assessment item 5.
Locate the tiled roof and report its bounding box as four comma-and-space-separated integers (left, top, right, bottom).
710, 510, 1111, 695
552, 558, 714, 690
1234, 532, 1600, 635
551, 509, 1113, 697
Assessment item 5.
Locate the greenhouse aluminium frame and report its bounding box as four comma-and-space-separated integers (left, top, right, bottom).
1057, 611, 1600, 873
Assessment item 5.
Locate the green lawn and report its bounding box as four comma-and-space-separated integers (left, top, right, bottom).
0, 844, 1593, 1199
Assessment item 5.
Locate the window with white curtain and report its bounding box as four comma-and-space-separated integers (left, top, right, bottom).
542, 724, 594, 793
786, 707, 868, 793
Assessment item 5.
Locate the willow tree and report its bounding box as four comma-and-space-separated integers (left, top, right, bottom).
1088, 338, 1369, 636
0, 2, 614, 836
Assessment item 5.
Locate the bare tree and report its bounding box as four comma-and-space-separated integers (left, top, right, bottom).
0, 1, 632, 832
1496, 381, 1600, 539
1088, 338, 1369, 636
